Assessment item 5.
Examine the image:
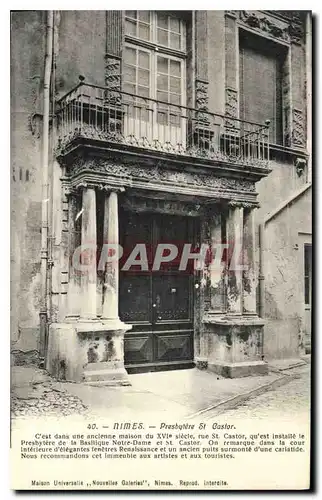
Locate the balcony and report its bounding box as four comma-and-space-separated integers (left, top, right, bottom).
56, 82, 270, 170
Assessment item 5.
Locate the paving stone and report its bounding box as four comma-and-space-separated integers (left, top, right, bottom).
206, 364, 310, 420
11, 363, 310, 420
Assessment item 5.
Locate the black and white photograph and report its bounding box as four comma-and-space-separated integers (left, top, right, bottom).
9, 6, 312, 491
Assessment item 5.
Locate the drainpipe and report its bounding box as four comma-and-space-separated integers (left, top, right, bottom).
258, 224, 265, 359
39, 11, 54, 365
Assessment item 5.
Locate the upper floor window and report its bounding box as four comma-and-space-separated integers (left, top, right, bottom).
122, 11, 187, 145
125, 11, 151, 41
125, 11, 186, 52
239, 31, 285, 145
123, 11, 186, 111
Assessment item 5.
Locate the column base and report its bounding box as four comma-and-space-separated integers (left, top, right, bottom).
83, 361, 131, 386
208, 360, 268, 378
195, 357, 209, 370
46, 320, 132, 385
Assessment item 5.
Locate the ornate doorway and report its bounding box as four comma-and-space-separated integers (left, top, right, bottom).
119, 209, 195, 373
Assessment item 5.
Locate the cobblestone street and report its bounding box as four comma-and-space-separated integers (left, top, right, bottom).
210, 363, 311, 420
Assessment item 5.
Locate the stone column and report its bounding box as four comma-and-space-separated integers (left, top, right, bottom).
66, 193, 80, 319
226, 205, 243, 315
243, 208, 258, 315
202, 203, 267, 378
209, 212, 225, 313
81, 187, 132, 386
80, 186, 97, 320
102, 190, 119, 321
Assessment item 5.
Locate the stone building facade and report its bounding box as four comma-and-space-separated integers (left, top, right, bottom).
11, 10, 312, 383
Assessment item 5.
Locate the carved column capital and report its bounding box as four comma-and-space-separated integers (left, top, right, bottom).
227, 200, 244, 209
74, 181, 89, 191
98, 184, 125, 194
62, 182, 78, 199
225, 10, 237, 18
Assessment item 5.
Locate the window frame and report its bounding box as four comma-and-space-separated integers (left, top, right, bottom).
123, 11, 186, 108
124, 11, 187, 56
122, 43, 152, 99
124, 11, 152, 43
238, 28, 287, 147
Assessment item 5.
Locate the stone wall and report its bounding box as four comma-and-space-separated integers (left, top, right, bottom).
260, 187, 311, 359
207, 11, 225, 115
11, 10, 107, 364
255, 154, 311, 359
54, 11, 106, 97
11, 11, 46, 364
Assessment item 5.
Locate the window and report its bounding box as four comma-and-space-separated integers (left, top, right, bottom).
125, 11, 186, 51
125, 11, 151, 41
123, 11, 186, 106
123, 45, 151, 99
156, 12, 183, 50
304, 244, 312, 306
123, 11, 186, 141
239, 31, 285, 145
156, 56, 183, 125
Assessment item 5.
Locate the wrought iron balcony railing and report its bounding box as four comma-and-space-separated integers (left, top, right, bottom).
56, 82, 270, 168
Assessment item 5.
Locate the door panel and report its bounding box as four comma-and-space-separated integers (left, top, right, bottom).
155, 332, 193, 362
119, 274, 152, 323
124, 334, 153, 365
120, 209, 195, 372
153, 274, 191, 323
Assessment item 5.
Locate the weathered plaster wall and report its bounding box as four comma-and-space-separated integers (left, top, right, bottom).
11, 10, 107, 363
11, 11, 45, 363
256, 156, 309, 219
55, 11, 106, 98
256, 158, 311, 359
50, 11, 107, 324
207, 11, 225, 115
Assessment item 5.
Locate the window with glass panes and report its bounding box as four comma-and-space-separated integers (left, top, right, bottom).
123, 11, 186, 124
124, 11, 151, 41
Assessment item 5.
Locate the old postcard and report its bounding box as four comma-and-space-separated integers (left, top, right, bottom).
10, 8, 312, 491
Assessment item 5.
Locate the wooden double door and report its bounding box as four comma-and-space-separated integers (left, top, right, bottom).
119, 209, 196, 373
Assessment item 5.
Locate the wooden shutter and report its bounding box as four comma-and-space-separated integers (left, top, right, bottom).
239, 36, 283, 145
